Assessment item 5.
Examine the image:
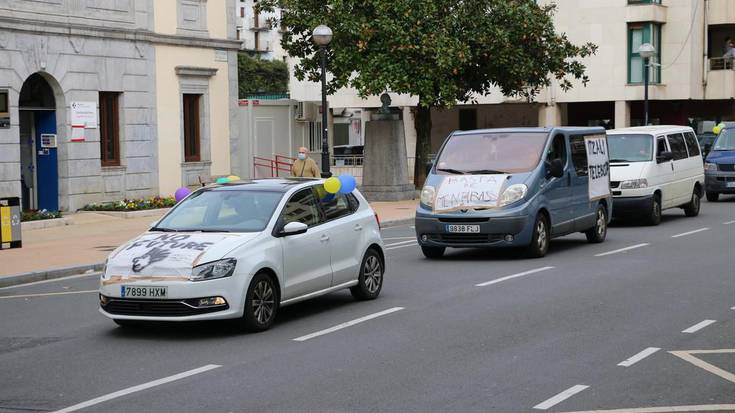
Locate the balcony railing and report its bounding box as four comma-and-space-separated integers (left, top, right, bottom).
710, 57, 735, 71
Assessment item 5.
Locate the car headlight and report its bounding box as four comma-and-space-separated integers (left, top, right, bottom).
705, 162, 718, 172
498, 184, 528, 207
620, 179, 648, 189
420, 185, 436, 208
190, 258, 237, 282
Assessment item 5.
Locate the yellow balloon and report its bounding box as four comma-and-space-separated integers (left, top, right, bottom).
227, 175, 241, 181
714, 126, 722, 135
324, 177, 341, 194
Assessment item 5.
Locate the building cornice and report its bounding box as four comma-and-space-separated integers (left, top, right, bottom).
175, 66, 219, 77
0, 16, 242, 51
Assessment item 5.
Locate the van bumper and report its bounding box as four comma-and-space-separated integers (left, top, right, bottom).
705, 173, 735, 194
612, 195, 654, 216
415, 213, 534, 248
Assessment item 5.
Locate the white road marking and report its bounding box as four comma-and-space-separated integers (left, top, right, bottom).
724, 220, 735, 225
617, 347, 661, 367
382, 236, 416, 241
476, 267, 554, 287
731, 306, 735, 310
558, 404, 735, 413
293, 307, 404, 342
670, 349, 735, 384
682, 320, 716, 334
0, 272, 99, 290
384, 239, 417, 247
595, 243, 649, 257
533, 385, 589, 410
0, 290, 97, 299
671, 227, 710, 238
51, 364, 221, 413
386, 243, 417, 251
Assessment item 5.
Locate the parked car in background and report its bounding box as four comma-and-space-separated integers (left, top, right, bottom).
99, 179, 385, 332
607, 126, 704, 225
698, 132, 717, 159
416, 127, 612, 259
704, 127, 735, 201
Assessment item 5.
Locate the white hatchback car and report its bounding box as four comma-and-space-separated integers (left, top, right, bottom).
99, 178, 385, 331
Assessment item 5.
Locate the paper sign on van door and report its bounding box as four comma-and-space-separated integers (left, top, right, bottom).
434, 175, 509, 213
585, 134, 610, 200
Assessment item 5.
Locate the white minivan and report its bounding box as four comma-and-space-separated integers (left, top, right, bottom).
607, 126, 704, 225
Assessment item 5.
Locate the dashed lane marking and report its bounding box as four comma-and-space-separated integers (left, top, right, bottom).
617, 347, 661, 367
682, 320, 717, 334
293, 307, 405, 342
595, 243, 649, 257
533, 385, 589, 410
476, 267, 554, 288
671, 228, 710, 238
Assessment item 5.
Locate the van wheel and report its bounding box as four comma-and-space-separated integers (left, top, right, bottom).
683, 189, 701, 217
527, 214, 550, 258
706, 192, 719, 202
238, 272, 278, 332
421, 246, 445, 259
350, 249, 383, 300
645, 194, 662, 226
585, 205, 607, 243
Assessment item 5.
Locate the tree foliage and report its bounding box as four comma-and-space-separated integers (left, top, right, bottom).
237, 53, 290, 97
259, 0, 597, 186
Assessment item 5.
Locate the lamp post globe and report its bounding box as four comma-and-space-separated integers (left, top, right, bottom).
313, 25, 333, 46
313, 25, 333, 176
638, 43, 656, 126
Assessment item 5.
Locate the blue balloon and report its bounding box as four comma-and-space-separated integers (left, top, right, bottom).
321, 193, 336, 203
338, 174, 357, 194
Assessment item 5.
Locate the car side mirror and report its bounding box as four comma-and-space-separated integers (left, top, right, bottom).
657, 151, 673, 163
545, 158, 564, 179
280, 221, 308, 236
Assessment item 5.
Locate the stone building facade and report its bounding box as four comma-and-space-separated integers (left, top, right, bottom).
0, 0, 240, 212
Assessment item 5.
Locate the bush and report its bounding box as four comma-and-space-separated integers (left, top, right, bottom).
22, 209, 62, 222
80, 196, 176, 212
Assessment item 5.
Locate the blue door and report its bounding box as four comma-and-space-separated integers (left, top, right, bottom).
544, 133, 574, 235
34, 111, 58, 211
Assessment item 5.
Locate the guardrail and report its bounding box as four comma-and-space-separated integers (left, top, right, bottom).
710, 57, 734, 70
253, 155, 295, 178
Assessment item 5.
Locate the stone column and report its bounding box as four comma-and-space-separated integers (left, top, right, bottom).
614, 101, 631, 129
360, 118, 416, 201
538, 104, 562, 127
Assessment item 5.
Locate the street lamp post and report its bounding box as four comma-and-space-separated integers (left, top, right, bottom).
313, 25, 333, 176
638, 43, 656, 126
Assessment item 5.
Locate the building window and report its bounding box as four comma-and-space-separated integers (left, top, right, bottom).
0, 90, 9, 129
254, 31, 260, 50
628, 23, 661, 84
240, 7, 245, 17
309, 121, 322, 152
183, 94, 201, 162
99, 92, 121, 166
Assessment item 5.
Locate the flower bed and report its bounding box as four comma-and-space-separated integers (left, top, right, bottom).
79, 196, 176, 212
22, 209, 62, 222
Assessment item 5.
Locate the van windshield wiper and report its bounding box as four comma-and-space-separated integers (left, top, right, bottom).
436, 168, 467, 175
182, 229, 231, 233
149, 227, 177, 232
465, 169, 507, 174
609, 159, 631, 163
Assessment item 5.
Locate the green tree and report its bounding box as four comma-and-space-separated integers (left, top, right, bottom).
259, 0, 596, 187
237, 53, 290, 97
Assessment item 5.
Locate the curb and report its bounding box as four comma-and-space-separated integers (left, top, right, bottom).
76, 208, 170, 219
2, 217, 416, 288
21, 217, 72, 231
0, 263, 104, 288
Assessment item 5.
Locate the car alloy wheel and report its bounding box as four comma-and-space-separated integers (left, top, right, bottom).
351, 249, 384, 300
363, 255, 382, 295
536, 219, 547, 252
239, 272, 279, 332
252, 279, 275, 325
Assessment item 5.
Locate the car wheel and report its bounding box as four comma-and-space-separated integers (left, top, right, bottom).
683, 189, 701, 217
706, 191, 719, 202
646, 194, 662, 226
585, 205, 607, 243
239, 272, 278, 332
421, 246, 445, 259
527, 214, 550, 258
351, 249, 384, 300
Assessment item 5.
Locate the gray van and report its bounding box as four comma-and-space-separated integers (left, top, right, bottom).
415, 127, 613, 258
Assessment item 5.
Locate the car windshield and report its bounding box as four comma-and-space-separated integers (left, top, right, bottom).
607, 134, 653, 162
713, 128, 735, 151
434, 132, 548, 174
154, 189, 284, 233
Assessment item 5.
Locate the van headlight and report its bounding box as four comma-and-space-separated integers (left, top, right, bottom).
620, 179, 648, 189
705, 162, 718, 172
498, 184, 528, 207
420, 186, 436, 208
190, 258, 237, 282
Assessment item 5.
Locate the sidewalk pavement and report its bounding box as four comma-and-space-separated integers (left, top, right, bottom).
0, 199, 417, 286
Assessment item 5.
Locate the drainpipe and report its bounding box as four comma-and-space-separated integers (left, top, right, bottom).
703, 0, 709, 92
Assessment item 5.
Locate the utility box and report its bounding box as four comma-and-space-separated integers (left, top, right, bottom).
0, 197, 21, 249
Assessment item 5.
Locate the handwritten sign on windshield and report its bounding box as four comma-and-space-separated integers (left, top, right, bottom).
434, 175, 509, 213
585, 134, 610, 200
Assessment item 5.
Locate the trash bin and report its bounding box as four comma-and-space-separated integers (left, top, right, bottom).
0, 197, 21, 249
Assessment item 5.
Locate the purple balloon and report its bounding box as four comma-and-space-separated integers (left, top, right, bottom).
174, 187, 192, 203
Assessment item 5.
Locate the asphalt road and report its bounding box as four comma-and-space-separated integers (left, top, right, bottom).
2, 198, 735, 413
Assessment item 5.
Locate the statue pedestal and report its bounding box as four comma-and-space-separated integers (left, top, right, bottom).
360, 119, 415, 201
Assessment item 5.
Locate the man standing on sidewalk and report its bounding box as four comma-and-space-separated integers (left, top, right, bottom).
291, 147, 320, 178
